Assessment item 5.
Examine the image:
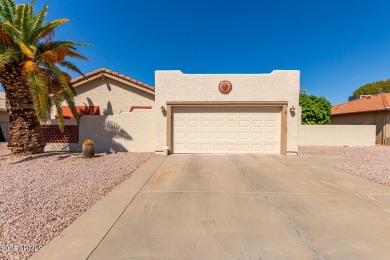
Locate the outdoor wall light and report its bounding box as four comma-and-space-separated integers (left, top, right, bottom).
160, 106, 166, 112
290, 106, 296, 112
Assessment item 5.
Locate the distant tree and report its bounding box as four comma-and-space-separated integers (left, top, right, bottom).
353, 79, 390, 96
299, 93, 331, 125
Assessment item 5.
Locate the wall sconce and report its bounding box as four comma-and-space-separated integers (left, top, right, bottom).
290, 106, 296, 112
160, 106, 166, 112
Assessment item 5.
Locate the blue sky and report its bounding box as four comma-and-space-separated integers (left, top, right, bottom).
9, 0, 390, 104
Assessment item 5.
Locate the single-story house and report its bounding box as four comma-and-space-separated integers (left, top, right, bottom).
0, 92, 9, 142
2, 68, 301, 155
331, 93, 390, 145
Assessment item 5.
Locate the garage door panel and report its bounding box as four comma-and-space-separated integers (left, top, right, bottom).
264, 132, 277, 140
264, 144, 278, 153
252, 132, 263, 139
173, 107, 281, 154
188, 120, 198, 127
187, 143, 198, 151
175, 131, 186, 139
238, 144, 250, 151
214, 132, 225, 139
200, 132, 212, 139
213, 143, 225, 151
226, 120, 237, 127
226, 144, 237, 151
175, 143, 186, 150
239, 132, 250, 139
200, 143, 211, 151
252, 144, 263, 152
188, 132, 198, 139
252, 120, 263, 127
239, 120, 250, 127
175, 119, 186, 127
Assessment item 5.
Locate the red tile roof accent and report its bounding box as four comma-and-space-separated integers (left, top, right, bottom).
129, 106, 152, 112
54, 106, 100, 119
71, 68, 155, 93
332, 93, 390, 115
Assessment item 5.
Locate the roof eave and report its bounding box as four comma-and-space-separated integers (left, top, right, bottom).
71, 69, 155, 95
332, 109, 389, 116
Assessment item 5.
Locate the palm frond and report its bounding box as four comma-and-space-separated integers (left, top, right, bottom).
66, 50, 88, 60
3, 19, 21, 38
0, 0, 16, 23
27, 71, 50, 121
0, 25, 11, 46
31, 18, 68, 44
0, 48, 15, 67
62, 89, 80, 124
13, 37, 35, 58
30, 4, 47, 37
67, 81, 77, 96
51, 90, 65, 132
14, 4, 30, 38
59, 60, 85, 76
50, 64, 76, 96
18, 3, 33, 41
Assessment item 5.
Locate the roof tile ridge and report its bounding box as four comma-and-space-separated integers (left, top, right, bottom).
71, 68, 155, 91
382, 93, 390, 108
333, 98, 361, 108
332, 93, 383, 108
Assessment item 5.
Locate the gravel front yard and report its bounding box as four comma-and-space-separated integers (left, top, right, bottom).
0, 143, 154, 260
300, 146, 390, 187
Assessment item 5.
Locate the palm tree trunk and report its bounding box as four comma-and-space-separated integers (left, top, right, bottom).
0, 65, 45, 154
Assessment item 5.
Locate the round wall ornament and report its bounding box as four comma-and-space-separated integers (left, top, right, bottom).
219, 80, 232, 95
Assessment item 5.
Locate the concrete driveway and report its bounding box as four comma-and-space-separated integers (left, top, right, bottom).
34, 152, 390, 260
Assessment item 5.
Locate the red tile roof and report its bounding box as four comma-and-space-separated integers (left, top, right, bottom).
332, 93, 390, 115
71, 68, 155, 93
55, 106, 100, 119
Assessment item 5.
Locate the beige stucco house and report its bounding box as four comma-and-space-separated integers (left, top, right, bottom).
3, 68, 301, 154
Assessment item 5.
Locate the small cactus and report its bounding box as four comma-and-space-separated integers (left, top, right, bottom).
82, 139, 95, 158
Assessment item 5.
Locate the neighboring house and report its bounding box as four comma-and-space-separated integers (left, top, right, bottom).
51, 68, 155, 118
0, 92, 9, 142
331, 93, 390, 145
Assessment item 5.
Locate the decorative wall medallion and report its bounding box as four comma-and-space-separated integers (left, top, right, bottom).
219, 81, 232, 95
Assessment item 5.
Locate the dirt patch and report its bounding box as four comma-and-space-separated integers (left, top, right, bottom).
0, 143, 154, 259
299, 146, 390, 187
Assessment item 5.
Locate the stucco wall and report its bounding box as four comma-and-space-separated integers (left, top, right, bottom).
331, 112, 390, 145
45, 110, 155, 153
299, 125, 376, 146
50, 77, 155, 118
155, 70, 300, 154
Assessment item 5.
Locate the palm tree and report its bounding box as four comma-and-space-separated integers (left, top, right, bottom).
0, 0, 88, 155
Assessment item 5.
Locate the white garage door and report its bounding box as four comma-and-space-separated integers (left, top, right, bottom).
173, 107, 281, 154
